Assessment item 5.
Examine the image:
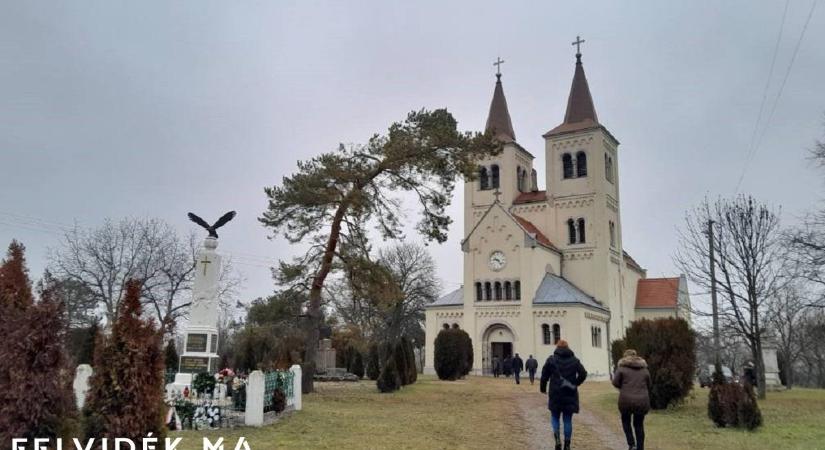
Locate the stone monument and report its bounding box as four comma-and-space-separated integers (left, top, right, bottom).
762, 334, 783, 390
170, 211, 236, 392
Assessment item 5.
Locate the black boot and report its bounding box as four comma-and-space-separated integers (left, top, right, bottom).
564, 439, 571, 450
553, 432, 561, 450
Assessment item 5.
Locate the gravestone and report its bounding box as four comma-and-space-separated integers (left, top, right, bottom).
171, 236, 223, 392
314, 338, 336, 374
762, 335, 783, 390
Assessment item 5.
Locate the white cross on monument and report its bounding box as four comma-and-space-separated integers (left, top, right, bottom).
493, 57, 505, 76
572, 35, 585, 55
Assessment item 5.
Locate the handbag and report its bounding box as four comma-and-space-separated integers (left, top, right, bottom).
554, 358, 577, 392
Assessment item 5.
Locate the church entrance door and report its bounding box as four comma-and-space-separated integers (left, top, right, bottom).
482, 323, 516, 376
490, 342, 513, 363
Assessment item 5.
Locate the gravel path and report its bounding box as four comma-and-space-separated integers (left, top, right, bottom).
512, 381, 627, 450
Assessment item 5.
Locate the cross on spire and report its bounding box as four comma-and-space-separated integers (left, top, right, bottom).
493, 57, 505, 78
572, 35, 585, 56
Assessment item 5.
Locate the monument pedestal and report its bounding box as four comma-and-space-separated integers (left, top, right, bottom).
167, 236, 223, 395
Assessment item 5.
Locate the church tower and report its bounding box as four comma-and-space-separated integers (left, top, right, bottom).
543, 44, 631, 339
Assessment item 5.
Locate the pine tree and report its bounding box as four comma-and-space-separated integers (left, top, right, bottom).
366, 343, 380, 380
0, 241, 78, 444
83, 279, 166, 440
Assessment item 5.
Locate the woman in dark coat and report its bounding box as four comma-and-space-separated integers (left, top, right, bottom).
612, 349, 651, 450
540, 340, 588, 450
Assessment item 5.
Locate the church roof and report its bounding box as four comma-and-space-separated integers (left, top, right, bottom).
512, 215, 559, 252
635, 277, 680, 309
623, 251, 646, 274
513, 190, 547, 205
533, 273, 607, 311
485, 74, 517, 144
428, 286, 463, 308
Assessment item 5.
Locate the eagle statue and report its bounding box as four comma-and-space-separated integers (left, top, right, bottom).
187, 211, 237, 238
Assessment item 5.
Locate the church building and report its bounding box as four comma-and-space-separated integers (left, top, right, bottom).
424, 47, 691, 379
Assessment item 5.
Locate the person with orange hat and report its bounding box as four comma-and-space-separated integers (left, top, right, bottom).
540, 339, 588, 450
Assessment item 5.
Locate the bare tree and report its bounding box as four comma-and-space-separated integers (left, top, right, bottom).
675, 196, 789, 398
797, 310, 825, 387
766, 282, 809, 388
49, 217, 241, 335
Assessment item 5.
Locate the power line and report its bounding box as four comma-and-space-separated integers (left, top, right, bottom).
735, 0, 819, 191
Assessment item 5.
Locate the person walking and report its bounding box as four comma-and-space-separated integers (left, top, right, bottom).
526, 354, 539, 384
512, 353, 524, 385
492, 356, 501, 378
540, 340, 587, 450
503, 355, 513, 377
612, 349, 651, 450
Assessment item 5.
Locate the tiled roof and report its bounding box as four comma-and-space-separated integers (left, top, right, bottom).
533, 273, 606, 310
544, 54, 598, 137
512, 215, 560, 252
513, 190, 547, 204
635, 277, 680, 309
428, 287, 463, 308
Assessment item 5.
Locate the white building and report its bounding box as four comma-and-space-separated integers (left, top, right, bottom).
424, 51, 690, 379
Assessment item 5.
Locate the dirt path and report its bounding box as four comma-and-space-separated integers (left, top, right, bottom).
510, 380, 627, 450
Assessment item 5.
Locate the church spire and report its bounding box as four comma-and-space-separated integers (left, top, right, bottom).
563, 37, 598, 125
485, 57, 516, 143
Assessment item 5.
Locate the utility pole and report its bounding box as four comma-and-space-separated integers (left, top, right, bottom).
708, 220, 722, 378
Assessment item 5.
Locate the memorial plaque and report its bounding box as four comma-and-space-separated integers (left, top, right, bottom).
186, 333, 208, 352
210, 334, 218, 353
179, 356, 210, 374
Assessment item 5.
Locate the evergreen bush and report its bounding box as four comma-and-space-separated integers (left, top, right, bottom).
708, 379, 763, 430
0, 241, 78, 445
404, 338, 418, 384
610, 339, 627, 368
377, 352, 400, 393
394, 339, 410, 386
193, 372, 216, 395
458, 329, 473, 377
82, 279, 166, 441
351, 350, 365, 379
271, 388, 286, 414
614, 318, 696, 409
434, 328, 467, 380
366, 343, 380, 380
165, 339, 179, 372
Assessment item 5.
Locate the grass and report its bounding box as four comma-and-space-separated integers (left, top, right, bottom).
581, 381, 825, 450
176, 375, 530, 450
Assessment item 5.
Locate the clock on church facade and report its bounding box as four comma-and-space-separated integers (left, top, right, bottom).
424, 46, 691, 379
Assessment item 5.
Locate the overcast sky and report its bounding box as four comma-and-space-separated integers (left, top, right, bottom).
1, 1, 823, 315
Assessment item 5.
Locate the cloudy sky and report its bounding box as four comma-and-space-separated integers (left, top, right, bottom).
1, 1, 823, 314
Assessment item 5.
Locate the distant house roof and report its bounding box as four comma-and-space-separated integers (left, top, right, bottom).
512, 214, 560, 252
635, 277, 680, 309
533, 273, 607, 311
428, 287, 463, 308
513, 190, 547, 204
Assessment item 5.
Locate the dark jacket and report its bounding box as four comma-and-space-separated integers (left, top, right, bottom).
611, 355, 651, 414
539, 347, 588, 414
503, 357, 513, 375
525, 357, 538, 372
512, 356, 524, 373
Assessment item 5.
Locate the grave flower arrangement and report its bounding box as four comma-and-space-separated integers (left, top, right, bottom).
192, 401, 222, 430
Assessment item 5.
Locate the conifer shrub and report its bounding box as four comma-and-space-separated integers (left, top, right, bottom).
394, 339, 410, 386
614, 318, 696, 409
82, 279, 166, 441
0, 243, 79, 445
377, 350, 400, 393
404, 338, 418, 384
193, 372, 216, 395
434, 328, 473, 380
351, 350, 365, 379
366, 343, 380, 380
610, 339, 627, 368
165, 339, 179, 372
271, 388, 286, 414
708, 379, 763, 430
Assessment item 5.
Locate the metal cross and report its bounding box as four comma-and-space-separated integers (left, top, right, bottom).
493, 57, 505, 76
572, 35, 585, 55
199, 256, 212, 276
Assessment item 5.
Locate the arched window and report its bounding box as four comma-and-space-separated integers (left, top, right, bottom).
491, 165, 500, 189
604, 153, 610, 181
485, 282, 492, 301
608, 156, 614, 183
443, 323, 450, 330
542, 324, 552, 345
577, 218, 586, 243
576, 151, 587, 177
494, 282, 502, 300
562, 153, 574, 179
479, 167, 489, 190
516, 167, 523, 192
475, 282, 483, 301
553, 324, 562, 344
504, 281, 512, 300
531, 169, 538, 191
567, 219, 577, 244
452, 323, 460, 330
514, 281, 521, 300
609, 221, 616, 248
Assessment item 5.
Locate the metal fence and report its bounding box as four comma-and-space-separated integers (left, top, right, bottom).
263, 370, 294, 413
